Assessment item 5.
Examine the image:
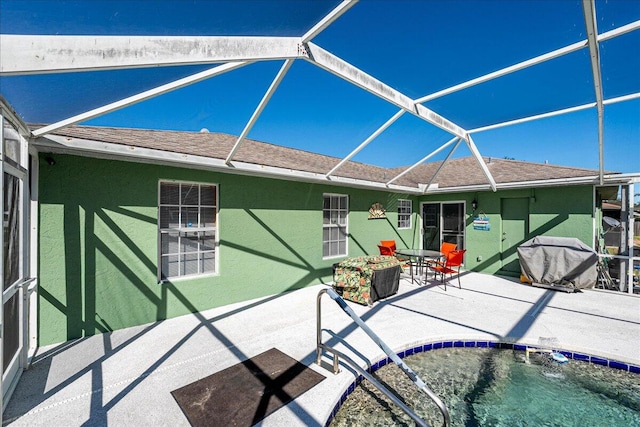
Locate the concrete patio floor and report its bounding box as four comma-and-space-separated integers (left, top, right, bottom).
4, 272, 640, 426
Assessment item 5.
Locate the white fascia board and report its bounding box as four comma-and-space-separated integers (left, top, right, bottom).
34, 135, 425, 194
303, 42, 467, 139
0, 35, 302, 75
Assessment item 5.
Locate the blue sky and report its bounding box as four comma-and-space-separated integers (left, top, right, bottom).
1, 0, 639, 173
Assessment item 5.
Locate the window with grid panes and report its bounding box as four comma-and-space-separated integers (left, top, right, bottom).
398, 199, 412, 229
159, 181, 217, 280
322, 194, 348, 258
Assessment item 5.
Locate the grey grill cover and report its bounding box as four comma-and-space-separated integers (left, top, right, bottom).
517, 236, 597, 289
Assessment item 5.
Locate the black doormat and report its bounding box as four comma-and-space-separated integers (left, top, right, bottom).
171, 348, 325, 427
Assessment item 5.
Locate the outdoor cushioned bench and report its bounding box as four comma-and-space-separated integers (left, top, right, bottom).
332, 255, 401, 306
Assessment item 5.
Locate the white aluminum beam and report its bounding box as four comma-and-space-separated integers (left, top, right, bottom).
32, 62, 250, 137
582, 0, 605, 185
466, 135, 497, 192
0, 35, 300, 75
416, 39, 587, 104
326, 110, 405, 178
422, 138, 463, 194
303, 42, 467, 139
468, 92, 640, 134
386, 136, 459, 186
226, 59, 294, 164
469, 102, 595, 134
415, 20, 640, 104
301, 0, 358, 43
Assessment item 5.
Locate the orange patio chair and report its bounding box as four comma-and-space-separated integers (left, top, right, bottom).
378, 239, 410, 267
379, 240, 397, 253
377, 244, 395, 256
429, 249, 466, 290
426, 241, 457, 269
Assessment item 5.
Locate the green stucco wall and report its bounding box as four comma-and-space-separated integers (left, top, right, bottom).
37, 153, 419, 345
423, 186, 594, 275
38, 153, 595, 345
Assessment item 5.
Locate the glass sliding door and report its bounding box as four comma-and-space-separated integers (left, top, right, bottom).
442, 203, 465, 250
422, 202, 465, 251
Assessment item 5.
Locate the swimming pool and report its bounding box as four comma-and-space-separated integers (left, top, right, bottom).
327, 342, 640, 427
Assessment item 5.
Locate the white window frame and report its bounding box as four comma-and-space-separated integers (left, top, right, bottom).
158, 180, 219, 281
322, 193, 348, 259
398, 199, 412, 229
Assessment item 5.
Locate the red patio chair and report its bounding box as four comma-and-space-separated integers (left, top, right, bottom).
429, 249, 466, 290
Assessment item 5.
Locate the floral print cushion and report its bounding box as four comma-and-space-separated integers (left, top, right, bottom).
333, 256, 401, 306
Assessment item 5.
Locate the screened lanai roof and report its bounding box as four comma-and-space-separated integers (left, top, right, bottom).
0, 0, 639, 192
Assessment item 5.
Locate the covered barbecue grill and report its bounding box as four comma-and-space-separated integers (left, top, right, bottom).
518, 236, 598, 291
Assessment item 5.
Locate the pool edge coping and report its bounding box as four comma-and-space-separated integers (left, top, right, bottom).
322, 338, 640, 426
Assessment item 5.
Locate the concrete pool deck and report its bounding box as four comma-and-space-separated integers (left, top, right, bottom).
4, 272, 640, 426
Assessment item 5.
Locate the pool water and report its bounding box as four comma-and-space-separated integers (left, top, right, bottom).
329, 347, 640, 427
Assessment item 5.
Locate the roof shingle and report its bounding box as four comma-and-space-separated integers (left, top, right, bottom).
37, 125, 602, 189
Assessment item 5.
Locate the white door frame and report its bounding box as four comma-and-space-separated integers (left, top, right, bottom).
419, 200, 467, 251
0, 114, 34, 414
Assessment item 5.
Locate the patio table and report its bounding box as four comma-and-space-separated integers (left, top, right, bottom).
395, 249, 443, 284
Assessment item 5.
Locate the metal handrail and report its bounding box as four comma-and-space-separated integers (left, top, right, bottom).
316, 287, 450, 427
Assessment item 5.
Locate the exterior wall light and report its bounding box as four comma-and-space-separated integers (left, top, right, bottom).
472, 199, 478, 212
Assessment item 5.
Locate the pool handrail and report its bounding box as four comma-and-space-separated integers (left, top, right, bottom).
316, 287, 450, 427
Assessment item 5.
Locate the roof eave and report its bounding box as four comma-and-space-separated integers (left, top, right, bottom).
33, 134, 426, 194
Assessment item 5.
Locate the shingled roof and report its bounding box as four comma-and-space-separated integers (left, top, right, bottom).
35, 125, 603, 190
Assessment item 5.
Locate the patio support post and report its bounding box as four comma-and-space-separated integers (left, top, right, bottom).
0, 114, 4, 425
582, 0, 605, 185
620, 184, 634, 294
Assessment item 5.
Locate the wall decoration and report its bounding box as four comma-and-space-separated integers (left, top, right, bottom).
473, 212, 491, 231
368, 202, 386, 219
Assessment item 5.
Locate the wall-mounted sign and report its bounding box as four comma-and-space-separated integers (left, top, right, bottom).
368, 202, 386, 219
473, 213, 491, 231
